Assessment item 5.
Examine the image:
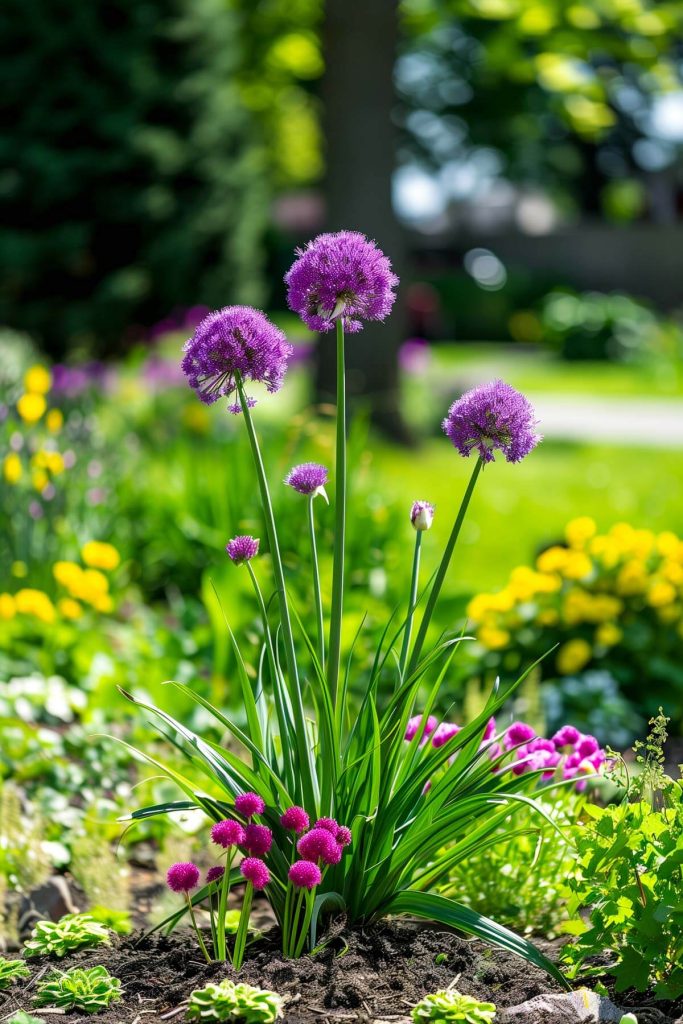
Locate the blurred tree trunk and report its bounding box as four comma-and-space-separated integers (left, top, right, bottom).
319, 0, 410, 441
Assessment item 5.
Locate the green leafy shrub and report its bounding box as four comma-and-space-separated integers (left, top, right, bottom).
24, 913, 111, 958
33, 966, 123, 1014
186, 979, 283, 1023
87, 906, 132, 935
411, 989, 496, 1023
561, 713, 683, 999
0, 956, 30, 990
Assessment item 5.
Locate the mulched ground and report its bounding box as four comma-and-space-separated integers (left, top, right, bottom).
1, 921, 680, 1023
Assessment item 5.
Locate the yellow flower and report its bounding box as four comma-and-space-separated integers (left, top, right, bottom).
81, 569, 109, 594
14, 589, 56, 624
595, 622, 622, 647
536, 609, 559, 627
661, 560, 683, 585
46, 408, 64, 433
53, 561, 84, 589
647, 580, 676, 608
58, 597, 83, 620
24, 365, 52, 395
81, 541, 121, 571
536, 546, 569, 573
3, 452, 22, 484
32, 450, 65, 475
565, 516, 597, 548
0, 593, 16, 620
616, 560, 648, 595
11, 561, 28, 578
561, 551, 593, 580
556, 638, 592, 675
17, 393, 46, 424
589, 535, 620, 569
90, 592, 114, 614
562, 589, 592, 625
32, 469, 48, 492
478, 626, 510, 650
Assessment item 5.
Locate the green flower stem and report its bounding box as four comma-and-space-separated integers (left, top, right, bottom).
237, 377, 316, 809
232, 881, 253, 970
185, 892, 212, 964
398, 529, 423, 678
287, 888, 305, 959
327, 318, 346, 707
293, 890, 315, 958
407, 457, 484, 676
216, 852, 234, 962
282, 881, 293, 957
308, 494, 325, 672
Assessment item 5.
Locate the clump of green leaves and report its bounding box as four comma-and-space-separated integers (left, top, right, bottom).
88, 905, 132, 935
562, 712, 683, 999
33, 966, 123, 1014
0, 956, 30, 990
24, 913, 111, 958
186, 979, 283, 1023
6, 1013, 46, 1024
411, 989, 496, 1023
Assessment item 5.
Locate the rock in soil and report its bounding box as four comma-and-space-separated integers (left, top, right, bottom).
499, 989, 624, 1022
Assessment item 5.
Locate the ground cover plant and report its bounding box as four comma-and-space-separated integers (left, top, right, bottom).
0, 958, 30, 991
411, 989, 496, 1023
23, 913, 111, 958
32, 965, 123, 1014
186, 978, 284, 1022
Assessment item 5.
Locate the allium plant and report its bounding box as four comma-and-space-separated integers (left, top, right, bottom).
119, 233, 571, 985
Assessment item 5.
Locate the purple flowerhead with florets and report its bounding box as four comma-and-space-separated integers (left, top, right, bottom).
206, 866, 225, 884
552, 725, 581, 749
166, 862, 200, 893
431, 722, 461, 749
226, 536, 259, 565
483, 717, 497, 742
410, 500, 435, 532
504, 721, 536, 751
289, 860, 322, 890
285, 463, 329, 500
234, 792, 266, 819
280, 806, 310, 833
211, 819, 246, 849
285, 231, 398, 334
405, 713, 438, 743
240, 857, 270, 890
314, 818, 339, 835
297, 827, 339, 864
181, 306, 292, 409
442, 380, 541, 464
336, 825, 352, 848
244, 823, 273, 856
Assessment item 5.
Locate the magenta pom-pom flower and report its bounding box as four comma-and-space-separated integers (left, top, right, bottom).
405, 714, 438, 743
244, 823, 273, 856
576, 734, 600, 758
442, 380, 541, 464
410, 500, 435, 532
226, 536, 260, 565
285, 462, 329, 498
285, 231, 399, 334
166, 862, 200, 893
504, 721, 536, 750
431, 722, 460, 749
335, 825, 352, 848
551, 725, 581, 748
297, 827, 339, 863
483, 717, 497, 741
234, 792, 266, 818
289, 860, 322, 890
280, 806, 310, 833
181, 306, 293, 407
314, 817, 339, 835
240, 857, 270, 890
211, 819, 246, 849
206, 865, 225, 884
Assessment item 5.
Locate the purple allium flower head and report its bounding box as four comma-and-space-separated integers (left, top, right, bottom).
243, 823, 273, 856
206, 865, 225, 884
289, 860, 322, 890
280, 806, 310, 833
527, 737, 555, 755
431, 722, 461, 749
226, 536, 259, 565
166, 862, 200, 893
297, 827, 338, 863
504, 721, 536, 750
335, 825, 352, 848
235, 792, 266, 818
285, 462, 329, 499
285, 231, 399, 334
240, 857, 270, 890
551, 725, 581, 749
211, 819, 246, 849
483, 717, 497, 742
181, 306, 292, 406
405, 713, 438, 743
314, 818, 339, 835
228, 396, 257, 416
442, 380, 541, 464
322, 841, 342, 866
410, 500, 435, 532
576, 734, 600, 758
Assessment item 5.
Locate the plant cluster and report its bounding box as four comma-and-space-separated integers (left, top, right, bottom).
562, 713, 683, 999
0, 956, 30, 990
467, 517, 683, 730
186, 979, 283, 1023
411, 989, 496, 1023
23, 913, 111, 958
32, 965, 123, 1014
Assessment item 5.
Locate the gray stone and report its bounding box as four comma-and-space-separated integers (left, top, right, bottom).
499, 989, 624, 1023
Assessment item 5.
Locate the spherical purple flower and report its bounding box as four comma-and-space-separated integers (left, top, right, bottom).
483, 717, 497, 742
285, 231, 399, 334
551, 725, 581, 749
405, 713, 438, 743
323, 841, 343, 866
211, 819, 246, 849
240, 857, 270, 890
410, 500, 435, 532
442, 380, 541, 464
280, 806, 310, 833
297, 827, 338, 863
431, 723, 461, 749
206, 865, 225, 884
243, 823, 273, 856
226, 536, 259, 565
576, 734, 600, 758
289, 860, 322, 890
181, 306, 293, 407
335, 825, 352, 848
527, 737, 555, 755
504, 721, 536, 751
314, 817, 339, 835
166, 862, 200, 893
234, 792, 266, 818
285, 462, 329, 499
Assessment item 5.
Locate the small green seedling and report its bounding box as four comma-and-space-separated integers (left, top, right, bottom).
619, 1016, 638, 1024
186, 979, 284, 1023
411, 989, 496, 1024
434, 953, 449, 965
24, 913, 110, 958
88, 905, 132, 934
6, 1013, 46, 1024
33, 965, 123, 1014
0, 956, 30, 990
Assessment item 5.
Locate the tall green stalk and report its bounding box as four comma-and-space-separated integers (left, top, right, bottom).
327, 318, 346, 706
308, 495, 325, 672
407, 457, 483, 675
398, 530, 422, 678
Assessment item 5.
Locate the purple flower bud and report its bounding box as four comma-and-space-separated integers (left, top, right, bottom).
243, 823, 273, 856
280, 806, 310, 833
240, 857, 270, 890
410, 500, 435, 531
405, 714, 438, 743
297, 828, 338, 864
335, 825, 352, 848
285, 463, 329, 499
551, 725, 581, 749
206, 866, 225, 884
211, 819, 246, 849
289, 860, 322, 890
234, 792, 266, 818
483, 717, 497, 741
314, 817, 339, 835
504, 721, 536, 750
431, 723, 461, 749
166, 862, 200, 893
226, 536, 259, 565
442, 380, 541, 464
576, 734, 599, 758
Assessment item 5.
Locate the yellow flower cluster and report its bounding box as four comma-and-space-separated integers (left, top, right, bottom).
53, 558, 115, 613
0, 589, 56, 624
467, 518, 683, 673
15, 365, 52, 425
4, 366, 68, 492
